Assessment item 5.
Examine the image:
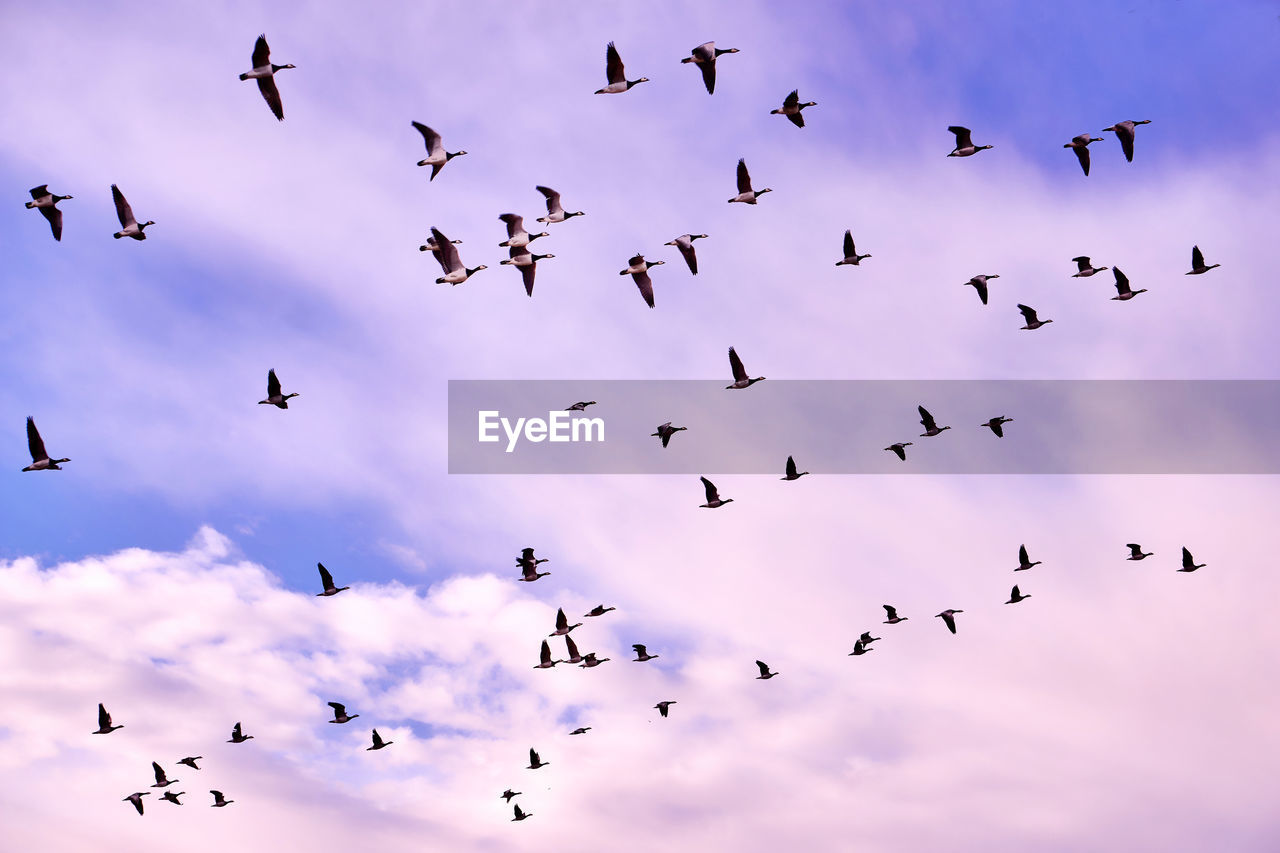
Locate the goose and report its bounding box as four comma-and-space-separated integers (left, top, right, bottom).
110, 184, 153, 240
327, 702, 359, 724
848, 639, 872, 656
595, 42, 648, 93
534, 186, 585, 223
771, 90, 816, 128
316, 562, 349, 596
620, 253, 664, 308
23, 417, 69, 472
1017, 303, 1053, 330
1178, 546, 1205, 572
177, 756, 202, 770
518, 560, 550, 583
1125, 543, 1153, 561
517, 547, 548, 566
918, 405, 950, 437
430, 227, 486, 284
565, 402, 596, 412
1015, 544, 1041, 571
1005, 585, 1030, 604
585, 604, 616, 617
781, 455, 809, 481
632, 644, 659, 662
563, 635, 585, 664
501, 790, 521, 803
728, 159, 771, 204
964, 274, 998, 305
836, 230, 871, 266
161, 791, 185, 805
858, 631, 881, 645
681, 42, 738, 94
935, 609, 964, 634
239, 35, 294, 120
1186, 245, 1220, 275
885, 442, 912, 461
699, 476, 733, 508
947, 126, 993, 157
258, 368, 298, 408
726, 346, 765, 389
1110, 267, 1146, 301
227, 722, 253, 743
755, 660, 778, 680
411, 122, 466, 181
1071, 256, 1107, 277
512, 804, 532, 821
367, 729, 393, 750
549, 607, 582, 637
981, 416, 1013, 437
151, 762, 178, 788
1102, 119, 1151, 163
882, 604, 907, 624
665, 234, 707, 275
419, 234, 462, 272
497, 214, 547, 249
93, 703, 121, 734
569, 726, 592, 735
1064, 133, 1104, 175
210, 790, 233, 808
123, 792, 149, 815
651, 422, 687, 448
534, 640, 561, 669
579, 652, 610, 668
501, 246, 554, 297
26, 185, 72, 241
654, 701, 676, 717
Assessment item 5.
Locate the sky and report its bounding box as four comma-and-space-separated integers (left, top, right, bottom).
2, 0, 1279, 849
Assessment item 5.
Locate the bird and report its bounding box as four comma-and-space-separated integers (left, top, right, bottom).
882, 604, 907, 624
632, 644, 659, 662
327, 702, 359, 724
411, 122, 466, 181
1110, 267, 1147, 301
177, 756, 202, 770
836, 230, 871, 266
419, 234, 463, 277
26, 185, 72, 241
430, 227, 486, 284
665, 234, 707, 275
1017, 304, 1053, 330
563, 635, 585, 664
258, 368, 298, 408
512, 804, 532, 821
728, 159, 771, 204
210, 790, 233, 808
110, 184, 153, 240
150, 762, 178, 788
1071, 256, 1108, 277
964, 274, 998, 305
534, 186, 585, 223
1006, 585, 1030, 604
595, 42, 648, 94
981, 416, 1013, 437
497, 213, 547, 249
620, 253, 664, 308
947, 126, 993, 157
755, 660, 778, 679
1064, 133, 1104, 175
501, 790, 521, 803
1178, 547, 1206, 572
527, 748, 548, 769
652, 422, 687, 448
549, 607, 583, 637
781, 455, 809, 481
654, 701, 676, 717
1186, 246, 1220, 275
1125, 543, 1153, 561
1015, 544, 1041, 571
1102, 119, 1152, 163
579, 652, 610, 668
848, 639, 872, 656
518, 553, 551, 582
918, 405, 950, 437
517, 547, 549, 566
936, 609, 964, 634
238, 35, 294, 120
93, 703, 121, 734
22, 417, 70, 472
123, 792, 149, 815
502, 246, 555, 297
569, 726, 592, 735
726, 347, 765, 389
565, 402, 596, 412
699, 476, 733, 508
858, 632, 880, 645
585, 604, 616, 617
885, 442, 912, 461
367, 729, 393, 751
681, 42, 738, 94
771, 90, 816, 127
161, 791, 185, 805
227, 722, 253, 743
316, 562, 349, 596
534, 640, 561, 669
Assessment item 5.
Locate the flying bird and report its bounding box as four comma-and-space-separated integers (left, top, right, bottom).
1102, 119, 1152, 162
936, 609, 964, 634
651, 422, 686, 448
885, 442, 912, 461
123, 792, 149, 815
518, 548, 550, 582
1006, 585, 1030, 604
665, 234, 707, 274
93, 703, 122, 734
726, 347, 765, 389
316, 562, 349, 596
535, 186, 585, 223
26, 185, 72, 241
1186, 246, 1220, 275
327, 702, 359, 724
501, 246, 555, 297
836, 230, 871, 266
111, 184, 153, 240
1178, 547, 1206, 572
632, 644, 659, 662
1017, 304, 1053, 330
512, 804, 532, 821
22, 417, 69, 472
565, 402, 596, 412
430, 227, 486, 284
1064, 133, 1104, 175
1110, 267, 1147, 301
549, 607, 582, 637
595, 42, 648, 94
964, 274, 999, 305
654, 701, 677, 717
239, 34, 294, 120
419, 233, 462, 271
177, 756, 202, 769
848, 639, 872, 656
227, 722, 253, 743
578, 652, 610, 668
781, 456, 809, 481
771, 89, 816, 127
210, 790, 233, 808
858, 632, 880, 645
620, 253, 664, 308
501, 790, 521, 803
728, 159, 771, 204
918, 405, 951, 437
699, 476, 733, 508
569, 726, 592, 735
534, 640, 561, 669
981, 416, 1013, 437
563, 635, 585, 664
527, 748, 548, 769
681, 42, 738, 94
585, 604, 616, 617
150, 762, 178, 788
883, 604, 907, 624
161, 791, 185, 805
755, 660, 778, 679
1071, 256, 1107, 277
1016, 544, 1041, 571
367, 729, 393, 751
947, 126, 993, 157
258, 368, 298, 408
1125, 543, 1153, 561
497, 213, 547, 249
411, 122, 467, 180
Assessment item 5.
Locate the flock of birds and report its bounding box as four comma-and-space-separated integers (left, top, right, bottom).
17, 28, 1227, 828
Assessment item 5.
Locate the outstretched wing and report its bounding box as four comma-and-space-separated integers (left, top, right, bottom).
1073, 144, 1090, 176
498, 213, 524, 237
1191, 245, 1205, 269
111, 184, 135, 229
257, 75, 284, 121
699, 60, 716, 94
412, 121, 443, 157
632, 270, 655, 308
948, 126, 974, 149
677, 241, 698, 274
788, 112, 805, 129
736, 159, 752, 194
605, 42, 625, 84
328, 701, 347, 715
26, 416, 48, 462
535, 185, 562, 216
431, 227, 462, 272
39, 204, 63, 241
918, 406, 937, 431
783, 89, 799, 110
1016, 304, 1037, 323
883, 604, 898, 619
755, 660, 770, 677
728, 347, 747, 382
1113, 267, 1131, 294
843, 230, 855, 258
267, 369, 282, 398
29, 185, 50, 200
700, 476, 718, 502
317, 562, 334, 589
785, 456, 797, 477
251, 34, 271, 69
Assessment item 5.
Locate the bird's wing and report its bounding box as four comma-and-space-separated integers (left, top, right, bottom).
1073, 145, 1090, 175
1019, 545, 1029, 563
539, 640, 552, 663
565, 635, 579, 656
973, 279, 988, 304
111, 184, 135, 228
498, 213, 523, 236
1114, 268, 1131, 293
412, 121, 443, 156
1182, 547, 1192, 565
555, 608, 568, 630
98, 703, 111, 728
785, 456, 797, 477
633, 270, 654, 308
371, 730, 384, 747
328, 702, 346, 714
756, 660, 769, 676
783, 89, 799, 109
728, 347, 747, 381
39, 204, 63, 241
943, 613, 956, 632
519, 262, 536, 297
892, 445, 906, 460
1017, 304, 1037, 322
1191, 245, 1204, 269
918, 406, 936, 430
843, 230, 855, 258
267, 369, 281, 397
29, 185, 49, 200
231, 723, 242, 737
632, 644, 645, 654
699, 60, 716, 94
948, 126, 973, 148
605, 42, 625, 84
529, 748, 539, 764
257, 76, 284, 121
700, 476, 717, 501
535, 185, 563, 217
691, 42, 715, 62
677, 242, 697, 274
736, 159, 752, 194
1117, 126, 1135, 162
1073, 256, 1091, 270
317, 562, 334, 588
432, 228, 462, 271
787, 112, 805, 129
153, 762, 165, 783
26, 417, 48, 462
883, 604, 897, 618
251, 35, 271, 68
